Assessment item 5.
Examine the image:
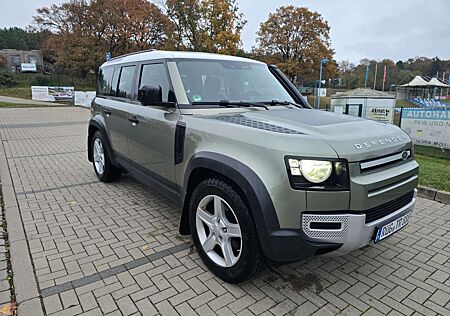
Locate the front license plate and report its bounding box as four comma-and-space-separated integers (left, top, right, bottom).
374, 212, 412, 243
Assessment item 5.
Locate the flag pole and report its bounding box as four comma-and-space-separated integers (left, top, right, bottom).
373, 63, 378, 90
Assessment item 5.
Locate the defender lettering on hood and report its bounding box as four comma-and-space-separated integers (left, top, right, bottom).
354, 135, 408, 149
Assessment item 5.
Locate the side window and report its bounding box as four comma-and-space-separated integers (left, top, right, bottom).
98, 67, 114, 95
117, 65, 136, 99
139, 63, 170, 102
110, 68, 119, 96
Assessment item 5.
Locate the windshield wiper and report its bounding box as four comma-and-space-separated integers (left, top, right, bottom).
263, 100, 303, 108
192, 100, 269, 110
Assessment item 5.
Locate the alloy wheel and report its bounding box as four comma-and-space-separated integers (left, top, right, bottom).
196, 195, 242, 267
93, 138, 105, 175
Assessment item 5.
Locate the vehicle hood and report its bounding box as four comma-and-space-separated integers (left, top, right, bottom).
227, 108, 411, 162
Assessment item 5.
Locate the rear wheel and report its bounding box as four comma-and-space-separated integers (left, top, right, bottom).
91, 131, 121, 182
189, 178, 265, 283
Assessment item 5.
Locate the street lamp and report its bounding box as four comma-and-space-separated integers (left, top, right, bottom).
318, 58, 329, 110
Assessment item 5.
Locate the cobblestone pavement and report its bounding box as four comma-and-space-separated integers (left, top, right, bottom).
0, 107, 449, 316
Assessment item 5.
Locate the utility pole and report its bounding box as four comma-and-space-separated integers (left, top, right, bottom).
373, 63, 378, 90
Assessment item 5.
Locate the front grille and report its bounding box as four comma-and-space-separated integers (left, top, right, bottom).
360, 150, 411, 172
363, 191, 414, 223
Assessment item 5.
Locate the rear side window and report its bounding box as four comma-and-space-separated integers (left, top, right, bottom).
139, 63, 170, 102
117, 65, 136, 99
97, 67, 114, 95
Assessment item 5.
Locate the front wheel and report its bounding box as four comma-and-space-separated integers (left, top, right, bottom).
91, 131, 121, 182
189, 178, 265, 283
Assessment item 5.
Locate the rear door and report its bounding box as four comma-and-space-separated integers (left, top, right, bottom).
97, 65, 137, 158
127, 62, 178, 186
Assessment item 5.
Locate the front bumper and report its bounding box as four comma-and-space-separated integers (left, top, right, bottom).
302, 189, 417, 256
262, 189, 417, 262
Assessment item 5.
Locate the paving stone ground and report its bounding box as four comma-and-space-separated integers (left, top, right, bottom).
0, 106, 449, 316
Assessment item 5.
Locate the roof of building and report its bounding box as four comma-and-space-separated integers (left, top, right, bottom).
101, 50, 264, 67
331, 88, 395, 99
428, 77, 449, 88
400, 75, 429, 87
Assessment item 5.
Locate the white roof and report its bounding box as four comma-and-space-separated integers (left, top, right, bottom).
331, 88, 395, 99
101, 50, 265, 67
400, 75, 429, 87
428, 77, 449, 87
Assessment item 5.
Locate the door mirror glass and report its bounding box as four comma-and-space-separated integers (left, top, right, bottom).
138, 85, 162, 105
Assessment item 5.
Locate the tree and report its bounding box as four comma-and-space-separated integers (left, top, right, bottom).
164, 0, 246, 54
0, 27, 46, 50
33, 0, 172, 76
253, 5, 336, 84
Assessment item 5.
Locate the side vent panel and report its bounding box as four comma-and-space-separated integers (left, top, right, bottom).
174, 122, 186, 165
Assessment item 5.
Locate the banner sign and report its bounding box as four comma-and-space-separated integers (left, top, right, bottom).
31, 86, 75, 102
74, 91, 96, 108
400, 108, 450, 149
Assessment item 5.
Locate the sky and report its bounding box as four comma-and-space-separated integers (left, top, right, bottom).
1, 0, 449, 64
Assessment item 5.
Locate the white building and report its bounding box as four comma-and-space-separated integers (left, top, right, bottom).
330, 88, 396, 124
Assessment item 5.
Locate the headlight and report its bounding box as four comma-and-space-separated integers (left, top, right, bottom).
286, 157, 349, 190
300, 160, 332, 183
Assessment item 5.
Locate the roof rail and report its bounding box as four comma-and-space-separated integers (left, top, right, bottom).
108, 49, 155, 62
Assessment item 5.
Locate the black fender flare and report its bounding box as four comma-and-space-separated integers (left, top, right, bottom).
180, 152, 280, 257
87, 116, 116, 165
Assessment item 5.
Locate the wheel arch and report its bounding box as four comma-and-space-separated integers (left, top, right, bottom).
87, 117, 116, 165
179, 152, 280, 255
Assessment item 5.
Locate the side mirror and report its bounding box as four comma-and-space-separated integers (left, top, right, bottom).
138, 85, 162, 105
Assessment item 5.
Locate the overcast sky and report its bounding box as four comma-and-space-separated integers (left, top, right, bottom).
1, 0, 449, 64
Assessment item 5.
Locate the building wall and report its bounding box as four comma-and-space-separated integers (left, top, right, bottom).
0, 49, 43, 72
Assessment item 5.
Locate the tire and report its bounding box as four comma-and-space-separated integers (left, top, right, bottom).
189, 178, 265, 283
91, 131, 121, 182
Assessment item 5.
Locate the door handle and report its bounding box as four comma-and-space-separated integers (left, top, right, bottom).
128, 115, 139, 125
103, 108, 112, 115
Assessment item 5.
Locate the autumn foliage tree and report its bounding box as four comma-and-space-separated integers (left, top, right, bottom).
164, 0, 246, 54
254, 5, 336, 85
33, 0, 172, 76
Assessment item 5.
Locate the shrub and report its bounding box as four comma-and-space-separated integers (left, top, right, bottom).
0, 69, 16, 87
31, 74, 51, 86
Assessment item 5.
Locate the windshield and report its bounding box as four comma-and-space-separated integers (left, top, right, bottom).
176, 60, 295, 105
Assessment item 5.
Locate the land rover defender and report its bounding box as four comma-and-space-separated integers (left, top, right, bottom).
88, 50, 418, 283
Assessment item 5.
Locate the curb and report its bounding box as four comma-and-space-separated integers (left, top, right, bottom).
417, 185, 450, 204
0, 149, 45, 315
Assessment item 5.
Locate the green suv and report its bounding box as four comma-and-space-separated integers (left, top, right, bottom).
88, 50, 419, 283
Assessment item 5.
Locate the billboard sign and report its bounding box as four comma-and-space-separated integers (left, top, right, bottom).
31, 86, 75, 102
400, 108, 450, 149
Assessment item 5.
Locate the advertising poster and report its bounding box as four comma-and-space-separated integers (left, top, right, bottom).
401, 108, 450, 149
31, 86, 49, 101
48, 86, 74, 101
31, 86, 75, 102
74, 91, 96, 108
366, 106, 394, 124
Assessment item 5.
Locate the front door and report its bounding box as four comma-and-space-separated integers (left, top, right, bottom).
127, 62, 178, 186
